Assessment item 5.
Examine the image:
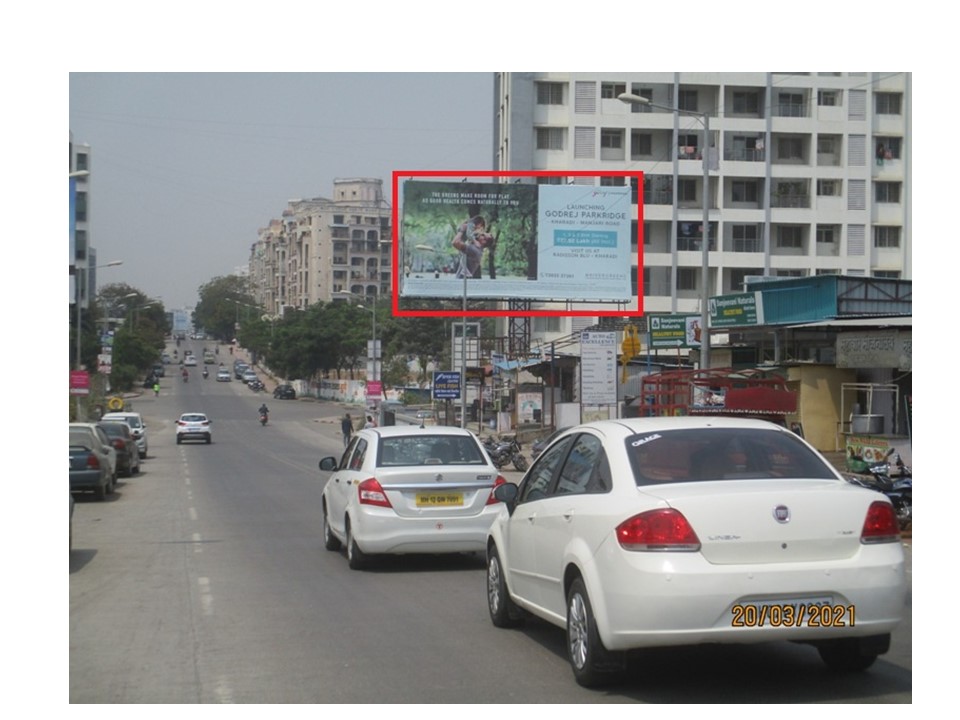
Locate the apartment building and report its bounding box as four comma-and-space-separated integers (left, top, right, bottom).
69, 133, 94, 309
249, 178, 392, 314
493, 72, 911, 346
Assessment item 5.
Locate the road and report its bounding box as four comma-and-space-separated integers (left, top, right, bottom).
69, 346, 912, 703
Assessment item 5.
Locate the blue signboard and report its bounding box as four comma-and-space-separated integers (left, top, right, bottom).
433, 371, 461, 400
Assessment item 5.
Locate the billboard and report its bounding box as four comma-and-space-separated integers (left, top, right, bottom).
394, 171, 642, 317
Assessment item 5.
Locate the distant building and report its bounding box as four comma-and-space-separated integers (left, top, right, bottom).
70, 132, 94, 309
249, 178, 392, 315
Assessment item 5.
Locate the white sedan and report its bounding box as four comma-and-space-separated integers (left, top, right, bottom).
318, 426, 506, 569
485, 417, 907, 687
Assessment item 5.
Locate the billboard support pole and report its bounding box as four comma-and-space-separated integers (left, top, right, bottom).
461, 273, 467, 429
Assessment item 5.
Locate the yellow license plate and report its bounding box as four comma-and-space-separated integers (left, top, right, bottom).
416, 492, 464, 507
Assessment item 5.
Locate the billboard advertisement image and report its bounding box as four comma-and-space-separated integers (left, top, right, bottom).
396, 172, 639, 315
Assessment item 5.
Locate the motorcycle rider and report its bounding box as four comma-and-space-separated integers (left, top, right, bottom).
258, 402, 270, 424
202, 367, 209, 379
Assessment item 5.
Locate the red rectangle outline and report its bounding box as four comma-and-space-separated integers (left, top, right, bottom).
392, 170, 644, 318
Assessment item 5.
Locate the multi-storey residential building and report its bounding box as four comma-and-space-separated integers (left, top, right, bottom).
249, 178, 392, 314
494, 72, 911, 347
70, 133, 94, 309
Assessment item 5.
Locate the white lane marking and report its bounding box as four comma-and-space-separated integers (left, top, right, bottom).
198, 577, 214, 616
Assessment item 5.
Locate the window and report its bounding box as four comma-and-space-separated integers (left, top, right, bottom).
678, 90, 698, 112
536, 82, 564, 105
626, 86, 653, 112
520, 437, 574, 503
732, 91, 759, 114
817, 136, 838, 155
778, 137, 803, 160
875, 136, 902, 159
874, 226, 901, 248
777, 226, 803, 249
536, 127, 565, 150
677, 268, 698, 291
731, 180, 758, 203
599, 176, 625, 186
678, 134, 700, 159
776, 269, 805, 277
732, 224, 761, 252
816, 225, 839, 243
600, 82, 626, 99
333, 215, 345, 224
817, 90, 839, 106
875, 92, 902, 115
600, 128, 623, 149
75, 191, 87, 222
533, 316, 562, 333
678, 179, 697, 203
817, 179, 841, 196
537, 176, 562, 185
556, 435, 610, 495
630, 131, 652, 158
875, 182, 901, 203
730, 268, 763, 292
76, 153, 88, 171
874, 270, 901, 279
778, 93, 804, 116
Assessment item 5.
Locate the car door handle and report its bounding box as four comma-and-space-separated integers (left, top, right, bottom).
563, 510, 574, 522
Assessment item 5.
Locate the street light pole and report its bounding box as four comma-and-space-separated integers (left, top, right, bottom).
619, 93, 712, 369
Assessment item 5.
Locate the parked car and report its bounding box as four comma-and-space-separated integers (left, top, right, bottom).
152, 362, 165, 378
273, 384, 296, 400
530, 426, 572, 460
176, 412, 213, 444
69, 423, 118, 500
98, 421, 142, 477
485, 417, 907, 687
216, 368, 232, 382
241, 369, 258, 385
162, 352, 171, 365
100, 411, 148, 459
318, 426, 507, 569
234, 362, 250, 380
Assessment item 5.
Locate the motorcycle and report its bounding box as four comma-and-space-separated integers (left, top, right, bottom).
483, 436, 528, 472
182, 371, 189, 383
259, 411, 269, 426
202, 368, 209, 379
848, 448, 912, 531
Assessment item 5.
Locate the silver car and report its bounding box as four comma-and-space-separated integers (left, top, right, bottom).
318, 426, 506, 569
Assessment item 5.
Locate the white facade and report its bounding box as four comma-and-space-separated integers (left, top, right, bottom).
69, 134, 93, 309
494, 72, 911, 346
249, 178, 392, 315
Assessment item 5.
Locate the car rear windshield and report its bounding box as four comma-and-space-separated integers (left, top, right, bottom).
378, 434, 487, 467
181, 415, 208, 423
625, 427, 836, 485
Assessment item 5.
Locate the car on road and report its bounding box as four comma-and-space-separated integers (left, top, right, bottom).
184, 354, 198, 367
216, 367, 232, 382
162, 352, 171, 365
318, 426, 507, 569
273, 384, 296, 400
485, 417, 907, 687
70, 423, 118, 500
98, 421, 142, 477
175, 412, 213, 444
241, 369, 258, 385
100, 411, 148, 459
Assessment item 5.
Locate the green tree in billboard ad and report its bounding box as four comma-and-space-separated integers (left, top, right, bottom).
403, 181, 538, 282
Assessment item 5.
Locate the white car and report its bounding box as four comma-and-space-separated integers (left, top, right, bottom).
184, 355, 198, 367
175, 412, 212, 444
318, 426, 506, 569
486, 417, 907, 687
100, 411, 148, 458
216, 368, 232, 382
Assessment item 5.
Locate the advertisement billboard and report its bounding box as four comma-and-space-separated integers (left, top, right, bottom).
394, 171, 642, 317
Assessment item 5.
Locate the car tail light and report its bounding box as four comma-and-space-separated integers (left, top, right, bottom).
486, 475, 508, 505
111, 439, 125, 451
616, 509, 701, 551
85, 454, 100, 469
860, 501, 901, 544
358, 478, 392, 508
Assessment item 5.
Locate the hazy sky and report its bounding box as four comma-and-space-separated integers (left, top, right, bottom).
69, 73, 494, 309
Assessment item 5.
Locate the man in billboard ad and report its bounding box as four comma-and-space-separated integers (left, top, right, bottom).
400, 176, 634, 305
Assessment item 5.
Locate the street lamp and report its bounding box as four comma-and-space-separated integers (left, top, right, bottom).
619, 92, 712, 369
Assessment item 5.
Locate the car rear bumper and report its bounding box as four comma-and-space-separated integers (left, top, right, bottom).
177, 432, 211, 442
352, 506, 500, 554
586, 541, 907, 651
70, 471, 106, 491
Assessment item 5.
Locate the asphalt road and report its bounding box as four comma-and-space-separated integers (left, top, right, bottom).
69, 347, 912, 704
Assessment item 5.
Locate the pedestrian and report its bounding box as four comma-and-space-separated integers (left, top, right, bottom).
341, 413, 354, 447
153, 382, 160, 397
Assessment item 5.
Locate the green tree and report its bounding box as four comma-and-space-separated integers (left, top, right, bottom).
194, 275, 253, 341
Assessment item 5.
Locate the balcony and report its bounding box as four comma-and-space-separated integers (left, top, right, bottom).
643, 189, 673, 205
770, 194, 810, 209
724, 147, 765, 162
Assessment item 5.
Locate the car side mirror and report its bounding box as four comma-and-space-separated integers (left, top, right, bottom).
319, 457, 338, 472
494, 482, 519, 514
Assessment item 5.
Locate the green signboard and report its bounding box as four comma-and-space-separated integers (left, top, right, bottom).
709, 292, 763, 328
648, 315, 702, 349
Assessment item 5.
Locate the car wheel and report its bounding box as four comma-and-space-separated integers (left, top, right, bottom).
176, 436, 182, 444
817, 635, 887, 672
322, 504, 342, 551
345, 519, 368, 570
206, 435, 212, 444
566, 577, 625, 687
487, 546, 523, 628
